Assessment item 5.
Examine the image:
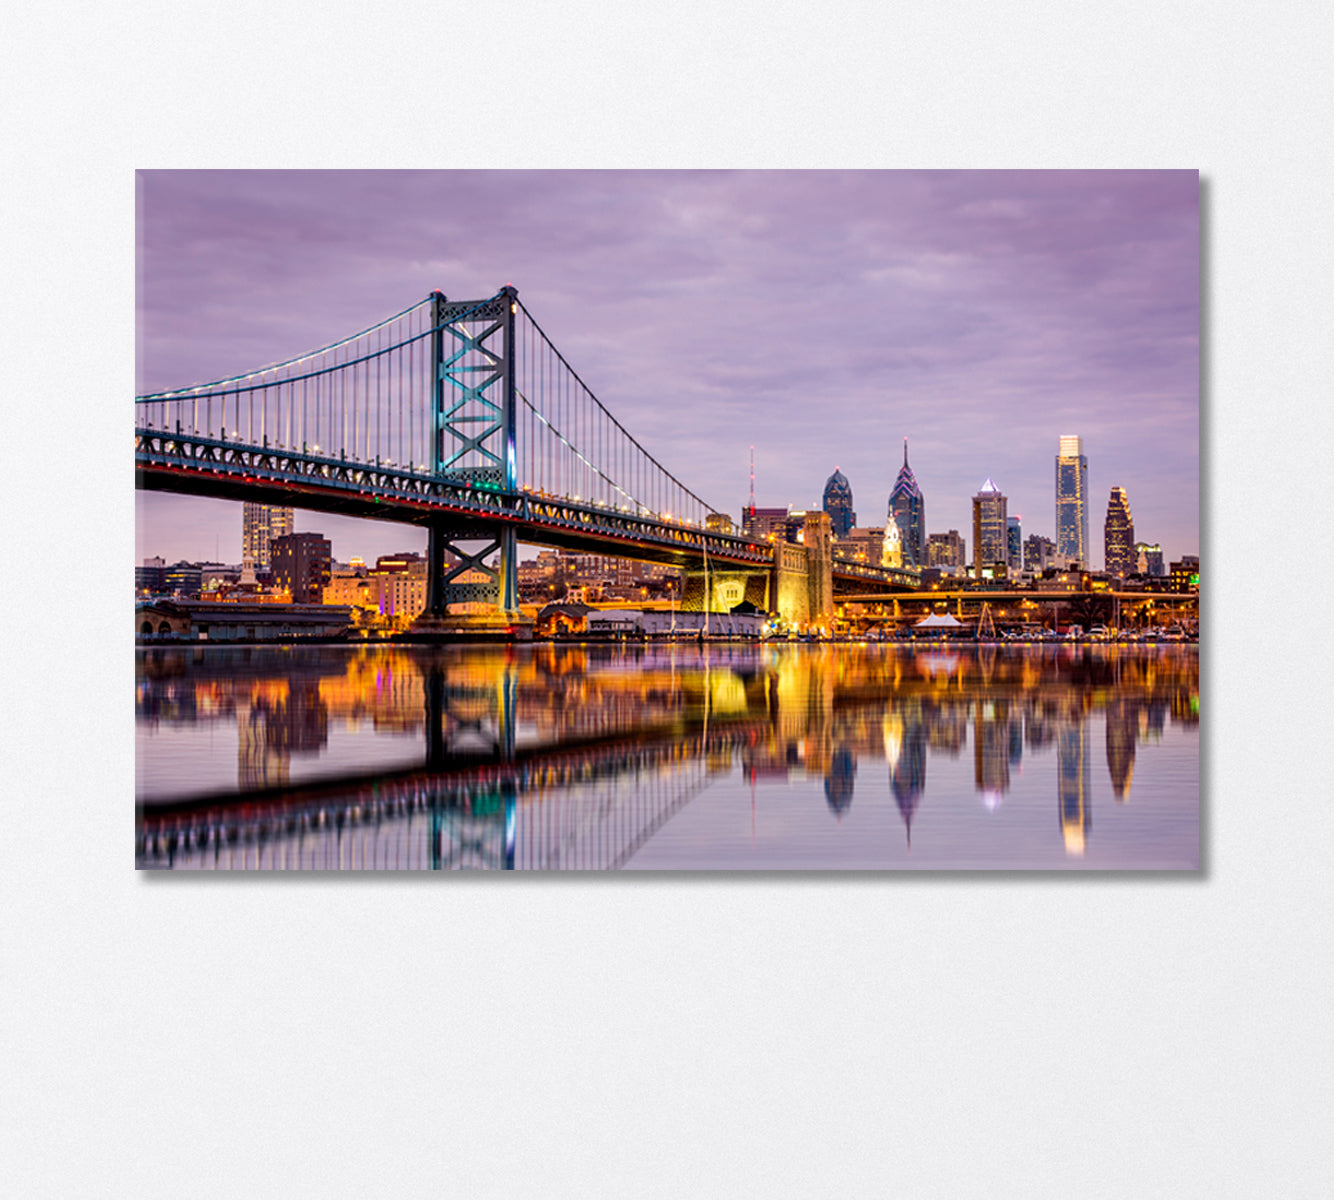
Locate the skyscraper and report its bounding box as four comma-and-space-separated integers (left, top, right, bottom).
821, 468, 856, 538
242, 503, 294, 571
972, 479, 1007, 577
1055, 435, 1089, 568
1104, 486, 1135, 576
1006, 516, 1022, 570
887, 439, 925, 568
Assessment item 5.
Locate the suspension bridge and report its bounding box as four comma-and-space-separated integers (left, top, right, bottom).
135, 288, 918, 624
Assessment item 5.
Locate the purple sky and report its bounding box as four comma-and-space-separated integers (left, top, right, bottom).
136, 169, 1198, 567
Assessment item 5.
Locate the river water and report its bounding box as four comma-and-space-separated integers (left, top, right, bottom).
136, 641, 1199, 871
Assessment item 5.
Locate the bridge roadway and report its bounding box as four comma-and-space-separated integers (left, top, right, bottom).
135, 427, 918, 590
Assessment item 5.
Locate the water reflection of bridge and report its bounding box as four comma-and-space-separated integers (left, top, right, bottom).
136, 722, 761, 870
136, 643, 1198, 868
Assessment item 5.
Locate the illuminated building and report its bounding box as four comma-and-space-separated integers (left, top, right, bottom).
881, 516, 901, 568
1007, 516, 1022, 570
270, 532, 332, 604
1104, 486, 1135, 576
1135, 542, 1165, 577
368, 552, 428, 619
241, 503, 293, 571
705, 512, 735, 534
322, 571, 377, 612
1169, 556, 1200, 594
927, 530, 966, 569
887, 440, 925, 567
971, 479, 1007, 577
162, 561, 202, 598
1055, 435, 1089, 567
1024, 534, 1056, 572
377, 566, 428, 619
840, 527, 886, 564
137, 556, 167, 596
821, 469, 856, 538
742, 506, 789, 542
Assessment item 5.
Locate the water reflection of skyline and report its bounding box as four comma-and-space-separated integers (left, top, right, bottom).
137, 644, 1198, 870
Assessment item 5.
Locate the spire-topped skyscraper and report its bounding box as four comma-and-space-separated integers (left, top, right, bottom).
887, 439, 925, 568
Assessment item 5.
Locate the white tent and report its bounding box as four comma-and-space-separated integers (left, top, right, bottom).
913, 611, 965, 629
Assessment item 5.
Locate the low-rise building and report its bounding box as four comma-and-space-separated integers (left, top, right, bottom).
162, 561, 203, 598
839, 526, 887, 565
1023, 534, 1056, 573
742, 506, 790, 543
1168, 556, 1199, 593
323, 569, 378, 612
136, 600, 355, 641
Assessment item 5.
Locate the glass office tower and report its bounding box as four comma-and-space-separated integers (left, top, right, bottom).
1055, 435, 1089, 568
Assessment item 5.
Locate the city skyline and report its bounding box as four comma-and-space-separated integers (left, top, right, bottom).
136, 170, 1199, 567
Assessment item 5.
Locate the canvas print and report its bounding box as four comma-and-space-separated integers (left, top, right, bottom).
135, 170, 1199, 871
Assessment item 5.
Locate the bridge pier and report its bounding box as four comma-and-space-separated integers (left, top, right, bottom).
680, 512, 835, 633
414, 520, 529, 635
772, 512, 834, 631
416, 285, 528, 634
425, 521, 519, 615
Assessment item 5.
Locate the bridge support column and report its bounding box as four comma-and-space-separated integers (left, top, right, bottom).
766, 513, 834, 632
419, 285, 527, 635
802, 512, 834, 633
425, 521, 519, 614
418, 520, 528, 634
772, 541, 809, 629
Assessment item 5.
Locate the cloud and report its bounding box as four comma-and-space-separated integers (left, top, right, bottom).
137, 169, 1198, 565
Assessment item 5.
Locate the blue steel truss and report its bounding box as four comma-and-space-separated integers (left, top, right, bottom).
428, 289, 519, 613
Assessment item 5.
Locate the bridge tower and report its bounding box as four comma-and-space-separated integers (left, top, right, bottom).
424, 287, 521, 623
